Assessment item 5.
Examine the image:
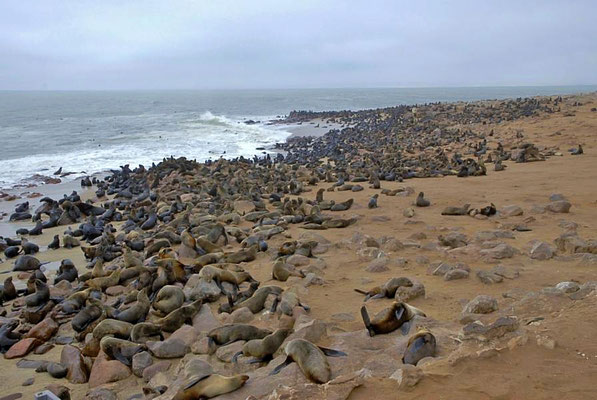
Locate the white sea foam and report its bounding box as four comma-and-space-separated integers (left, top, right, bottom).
0, 111, 291, 189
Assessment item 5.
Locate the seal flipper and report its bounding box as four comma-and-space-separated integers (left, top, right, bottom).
227, 292, 235, 309
360, 305, 375, 336
232, 351, 243, 363
270, 295, 280, 313
400, 320, 411, 335
183, 373, 212, 390
269, 356, 293, 376
112, 348, 133, 366
318, 346, 347, 357
369, 293, 385, 300
299, 302, 310, 312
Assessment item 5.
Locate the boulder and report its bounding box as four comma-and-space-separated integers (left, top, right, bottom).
463, 295, 498, 314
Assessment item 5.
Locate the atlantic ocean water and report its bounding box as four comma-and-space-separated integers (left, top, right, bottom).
0, 86, 595, 189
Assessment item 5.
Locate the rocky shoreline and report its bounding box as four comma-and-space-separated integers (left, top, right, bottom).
0, 92, 596, 399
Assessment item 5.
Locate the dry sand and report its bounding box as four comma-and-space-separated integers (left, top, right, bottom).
0, 93, 596, 399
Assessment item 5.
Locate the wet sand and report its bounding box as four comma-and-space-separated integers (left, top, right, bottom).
0, 93, 596, 399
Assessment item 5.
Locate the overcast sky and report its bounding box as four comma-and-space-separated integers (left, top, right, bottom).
1, 1, 596, 90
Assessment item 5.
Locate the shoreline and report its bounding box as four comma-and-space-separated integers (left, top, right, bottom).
0, 92, 596, 398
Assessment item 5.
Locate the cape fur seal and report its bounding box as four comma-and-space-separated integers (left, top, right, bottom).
269, 338, 346, 383
402, 329, 436, 365
354, 277, 413, 301
232, 328, 292, 363
173, 373, 249, 400
361, 301, 426, 336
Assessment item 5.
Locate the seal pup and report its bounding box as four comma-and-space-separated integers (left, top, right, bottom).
415, 192, 430, 207
569, 144, 583, 155
130, 322, 164, 343
361, 301, 426, 336
208, 324, 271, 347
152, 285, 185, 316
0, 320, 21, 353
100, 336, 145, 366
269, 339, 346, 383
173, 373, 249, 400
354, 277, 413, 301
232, 328, 292, 363
402, 329, 436, 365
115, 288, 150, 323
441, 204, 470, 216
155, 299, 202, 332
272, 259, 305, 282
25, 279, 50, 307
54, 259, 78, 284
48, 235, 60, 250
368, 194, 379, 209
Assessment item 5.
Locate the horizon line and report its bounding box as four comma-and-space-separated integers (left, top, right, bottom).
1, 84, 597, 92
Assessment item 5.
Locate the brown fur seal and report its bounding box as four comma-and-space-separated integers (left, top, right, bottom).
208, 324, 271, 346
178, 229, 198, 259
199, 265, 253, 288
2, 277, 17, 301
130, 322, 164, 343
25, 279, 50, 307
354, 277, 413, 301
86, 269, 121, 291
123, 247, 144, 269
72, 298, 105, 333
218, 282, 260, 313
0, 320, 21, 353
441, 204, 470, 216
361, 302, 426, 336
232, 328, 292, 363
415, 192, 430, 207
115, 287, 150, 323
272, 259, 305, 281
13, 255, 41, 271
92, 319, 133, 340
402, 329, 436, 365
173, 373, 249, 400
226, 285, 283, 314
54, 259, 78, 284
277, 291, 310, 316
269, 338, 346, 383
330, 198, 353, 211
153, 285, 185, 315
155, 299, 202, 332
100, 336, 145, 366
221, 245, 257, 264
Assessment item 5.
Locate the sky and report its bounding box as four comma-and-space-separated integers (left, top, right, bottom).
0, 0, 596, 90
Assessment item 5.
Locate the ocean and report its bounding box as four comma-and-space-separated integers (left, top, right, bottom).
0, 86, 595, 189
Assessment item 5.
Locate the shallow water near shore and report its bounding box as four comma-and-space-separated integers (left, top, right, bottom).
1, 86, 596, 189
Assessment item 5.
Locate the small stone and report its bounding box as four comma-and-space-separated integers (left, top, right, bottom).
230, 307, 254, 323
463, 295, 498, 314
444, 269, 469, 281
287, 254, 311, 266
530, 241, 554, 260
477, 270, 503, 285
21, 378, 34, 386
4, 338, 40, 359
389, 365, 424, 388
216, 341, 245, 363
501, 205, 524, 217
142, 360, 171, 382
536, 335, 557, 349
85, 388, 117, 400
545, 200, 571, 213
365, 257, 389, 273
147, 338, 188, 359
480, 243, 518, 259
403, 208, 415, 218
132, 351, 153, 377
395, 281, 425, 302
555, 281, 580, 293
303, 272, 325, 286
191, 337, 212, 355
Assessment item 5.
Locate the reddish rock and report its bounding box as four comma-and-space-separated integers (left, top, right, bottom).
4, 338, 41, 359
88, 351, 131, 388
60, 344, 89, 384
25, 317, 58, 341
142, 360, 171, 382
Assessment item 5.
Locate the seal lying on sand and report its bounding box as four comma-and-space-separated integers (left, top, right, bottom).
269, 339, 346, 383
173, 373, 249, 400
361, 302, 426, 336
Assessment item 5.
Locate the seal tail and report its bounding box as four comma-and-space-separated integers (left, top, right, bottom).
354, 288, 368, 295
360, 305, 375, 337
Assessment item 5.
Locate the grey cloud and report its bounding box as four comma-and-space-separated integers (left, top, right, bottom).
0, 0, 595, 89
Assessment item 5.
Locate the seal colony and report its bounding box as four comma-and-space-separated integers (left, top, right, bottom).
0, 92, 596, 399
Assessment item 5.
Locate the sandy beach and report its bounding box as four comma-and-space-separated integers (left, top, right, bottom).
1, 92, 596, 399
